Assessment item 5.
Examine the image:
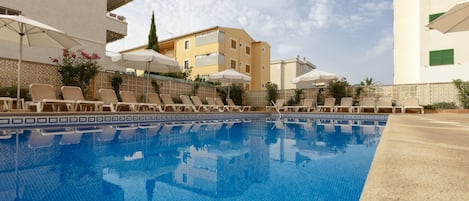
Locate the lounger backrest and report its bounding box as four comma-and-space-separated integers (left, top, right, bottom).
148, 93, 162, 105
215, 98, 225, 106
226, 98, 236, 106
404, 97, 420, 106
160, 94, 175, 104
98, 89, 118, 105
324, 98, 336, 107
361, 97, 376, 106
180, 95, 193, 105
377, 97, 392, 106
30, 83, 57, 101
206, 97, 217, 105
275, 99, 285, 106
61, 86, 85, 101
340, 97, 353, 106
303, 99, 313, 107
190, 96, 203, 106
120, 91, 138, 103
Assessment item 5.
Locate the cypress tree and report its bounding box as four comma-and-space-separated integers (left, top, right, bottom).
147, 11, 160, 52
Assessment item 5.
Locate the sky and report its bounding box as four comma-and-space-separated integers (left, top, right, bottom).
106, 0, 394, 85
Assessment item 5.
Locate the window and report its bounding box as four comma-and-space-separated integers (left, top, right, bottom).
230, 60, 236, 69
184, 60, 190, 70
0, 6, 20, 15
429, 12, 445, 23
184, 40, 190, 50
245, 46, 251, 55
429, 49, 454, 66
245, 64, 250, 73
231, 39, 237, 49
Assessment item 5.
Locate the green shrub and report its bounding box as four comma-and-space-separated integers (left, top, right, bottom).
0, 86, 31, 101
453, 79, 469, 109
265, 82, 279, 106
424, 102, 457, 110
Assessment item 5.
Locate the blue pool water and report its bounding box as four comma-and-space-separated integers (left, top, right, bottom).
0, 117, 385, 201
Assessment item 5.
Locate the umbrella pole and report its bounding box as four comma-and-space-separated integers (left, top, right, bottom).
146, 62, 150, 102
17, 29, 24, 110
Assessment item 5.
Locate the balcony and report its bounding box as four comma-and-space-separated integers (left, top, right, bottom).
107, 0, 133, 11
106, 12, 127, 43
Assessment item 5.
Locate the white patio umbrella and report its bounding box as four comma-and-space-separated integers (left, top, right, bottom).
208, 69, 251, 98
291, 69, 339, 85
111, 49, 182, 100
426, 0, 469, 33
0, 14, 80, 108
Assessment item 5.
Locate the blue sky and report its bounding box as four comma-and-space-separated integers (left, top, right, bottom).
107, 0, 394, 85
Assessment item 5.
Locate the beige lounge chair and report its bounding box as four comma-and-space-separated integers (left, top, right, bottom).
266, 99, 286, 112
205, 97, 224, 112
226, 98, 251, 112
179, 95, 198, 112
402, 97, 424, 114
317, 98, 336, 112
190, 96, 219, 112
214, 98, 234, 112
120, 91, 162, 112
159, 94, 195, 112
98, 89, 136, 112
27, 83, 75, 112
284, 99, 315, 112
148, 93, 166, 112
334, 97, 353, 113
61, 86, 104, 112
358, 97, 376, 113
376, 97, 396, 113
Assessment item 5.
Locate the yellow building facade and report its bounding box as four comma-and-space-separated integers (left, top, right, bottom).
127, 26, 271, 90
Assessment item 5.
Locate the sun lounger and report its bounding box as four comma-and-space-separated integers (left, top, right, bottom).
284, 99, 315, 112
376, 97, 396, 113
120, 90, 162, 112
190, 96, 220, 112
205, 97, 224, 112
402, 97, 424, 114
160, 94, 196, 112
214, 98, 234, 112
61, 86, 104, 112
98, 89, 136, 112
317, 98, 336, 112
226, 98, 252, 112
334, 97, 353, 113
27, 83, 76, 112
0, 97, 13, 112
148, 93, 166, 112
358, 97, 376, 113
266, 99, 286, 112
179, 95, 199, 112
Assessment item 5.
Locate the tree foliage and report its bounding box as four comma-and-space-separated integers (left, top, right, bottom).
265, 82, 279, 106
453, 79, 469, 108
147, 11, 160, 52
328, 77, 352, 105
51, 49, 100, 98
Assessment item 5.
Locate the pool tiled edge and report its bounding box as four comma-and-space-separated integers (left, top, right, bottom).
0, 112, 388, 128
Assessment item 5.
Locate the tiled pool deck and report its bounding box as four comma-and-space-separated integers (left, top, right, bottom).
0, 111, 467, 200
361, 113, 469, 201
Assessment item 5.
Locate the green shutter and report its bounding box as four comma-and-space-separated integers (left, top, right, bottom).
429, 12, 445, 23
429, 49, 454, 66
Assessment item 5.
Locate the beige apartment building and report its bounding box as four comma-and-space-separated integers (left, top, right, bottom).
270, 56, 316, 90
394, 0, 469, 84
0, 0, 130, 88
125, 26, 271, 91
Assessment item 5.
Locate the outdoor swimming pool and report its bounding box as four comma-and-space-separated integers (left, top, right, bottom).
0, 116, 386, 201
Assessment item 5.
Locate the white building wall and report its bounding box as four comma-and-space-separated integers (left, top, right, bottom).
1, 0, 124, 71
394, 0, 469, 84
270, 57, 316, 89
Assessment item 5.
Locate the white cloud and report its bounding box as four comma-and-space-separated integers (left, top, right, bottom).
365, 31, 393, 58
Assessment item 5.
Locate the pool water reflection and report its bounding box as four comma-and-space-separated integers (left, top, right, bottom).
0, 118, 384, 201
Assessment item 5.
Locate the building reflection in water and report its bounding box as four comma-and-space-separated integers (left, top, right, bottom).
0, 117, 383, 200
